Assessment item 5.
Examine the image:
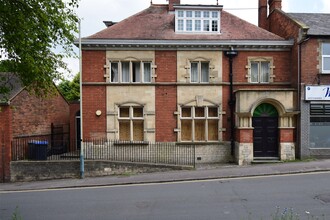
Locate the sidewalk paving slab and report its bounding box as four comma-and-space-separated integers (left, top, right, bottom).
1, 159, 330, 192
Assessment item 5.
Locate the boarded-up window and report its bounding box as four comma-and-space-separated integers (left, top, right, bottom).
119, 121, 130, 141
180, 106, 219, 142
181, 120, 192, 141
119, 106, 144, 141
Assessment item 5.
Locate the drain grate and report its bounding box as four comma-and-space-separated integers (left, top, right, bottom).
315, 194, 330, 204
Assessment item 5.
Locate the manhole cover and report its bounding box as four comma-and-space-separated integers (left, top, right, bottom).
315, 194, 330, 204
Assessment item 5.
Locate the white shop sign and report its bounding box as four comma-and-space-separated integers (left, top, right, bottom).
305, 85, 330, 101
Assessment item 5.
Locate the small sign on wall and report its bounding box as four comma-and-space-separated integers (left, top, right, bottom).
305, 85, 330, 101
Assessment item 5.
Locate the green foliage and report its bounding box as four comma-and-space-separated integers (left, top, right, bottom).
11, 206, 22, 220
58, 73, 80, 101
0, 0, 79, 97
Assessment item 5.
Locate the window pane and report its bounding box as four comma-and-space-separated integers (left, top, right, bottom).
203, 11, 209, 18
181, 120, 192, 141
119, 121, 130, 141
133, 107, 143, 118
182, 107, 192, 118
111, 62, 119, 82
186, 20, 192, 31
195, 107, 205, 117
201, 62, 209, 82
143, 62, 151, 82
195, 120, 205, 141
195, 20, 201, 31
133, 121, 144, 141
195, 11, 201, 18
191, 62, 198, 82
178, 20, 184, 31
323, 57, 330, 71
132, 62, 141, 82
260, 62, 270, 82
122, 62, 130, 82
178, 11, 184, 17
186, 11, 193, 17
251, 62, 259, 82
119, 107, 130, 118
212, 11, 218, 18
212, 20, 218, 32
323, 43, 330, 55
208, 120, 218, 141
310, 121, 330, 148
208, 107, 218, 117
203, 20, 209, 31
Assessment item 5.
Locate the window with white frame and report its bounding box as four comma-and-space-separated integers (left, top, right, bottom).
118, 106, 144, 141
175, 9, 220, 33
191, 61, 210, 83
247, 58, 274, 83
180, 106, 219, 142
322, 43, 330, 73
109, 61, 152, 83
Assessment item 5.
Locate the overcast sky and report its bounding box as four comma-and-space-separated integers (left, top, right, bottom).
64, 0, 330, 78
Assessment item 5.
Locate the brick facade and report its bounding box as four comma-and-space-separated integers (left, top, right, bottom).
0, 105, 12, 182
11, 90, 69, 137
155, 51, 178, 142
0, 87, 69, 182
82, 50, 107, 139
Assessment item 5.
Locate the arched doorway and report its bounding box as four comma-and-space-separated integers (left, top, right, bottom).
252, 103, 279, 158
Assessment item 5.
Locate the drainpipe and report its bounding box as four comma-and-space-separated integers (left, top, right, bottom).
225, 48, 238, 156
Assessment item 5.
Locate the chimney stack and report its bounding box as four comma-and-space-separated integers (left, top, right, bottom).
268, 0, 282, 13
258, 0, 268, 30
168, 0, 180, 11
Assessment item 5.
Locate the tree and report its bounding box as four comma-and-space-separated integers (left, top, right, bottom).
58, 73, 80, 101
0, 0, 79, 96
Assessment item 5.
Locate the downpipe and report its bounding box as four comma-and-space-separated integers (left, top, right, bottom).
225, 48, 238, 156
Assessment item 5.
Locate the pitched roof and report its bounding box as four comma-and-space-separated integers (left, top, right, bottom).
86, 4, 284, 41
0, 73, 24, 104
287, 13, 330, 36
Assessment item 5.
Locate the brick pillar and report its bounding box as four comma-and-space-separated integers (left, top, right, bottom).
155, 51, 177, 142
0, 106, 12, 182
82, 50, 107, 139
279, 128, 295, 161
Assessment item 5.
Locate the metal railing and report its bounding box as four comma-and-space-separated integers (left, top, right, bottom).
11, 139, 196, 167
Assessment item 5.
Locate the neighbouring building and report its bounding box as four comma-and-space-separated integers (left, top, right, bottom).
0, 73, 70, 182
258, 0, 330, 159
79, 0, 298, 165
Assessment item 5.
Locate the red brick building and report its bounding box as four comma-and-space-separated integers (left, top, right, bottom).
80, 0, 297, 165
258, 0, 330, 159
0, 73, 70, 182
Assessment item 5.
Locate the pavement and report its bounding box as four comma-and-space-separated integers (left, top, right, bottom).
1, 159, 330, 192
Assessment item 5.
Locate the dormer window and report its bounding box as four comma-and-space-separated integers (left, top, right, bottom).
175, 6, 221, 34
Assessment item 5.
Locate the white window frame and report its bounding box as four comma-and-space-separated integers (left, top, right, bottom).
322, 42, 330, 74
246, 57, 274, 83
108, 60, 153, 83
175, 10, 220, 33
190, 60, 210, 83
180, 106, 219, 142
118, 106, 144, 141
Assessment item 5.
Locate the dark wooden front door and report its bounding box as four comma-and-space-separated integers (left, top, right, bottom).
252, 117, 278, 157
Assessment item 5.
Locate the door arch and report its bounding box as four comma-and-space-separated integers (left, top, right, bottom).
252, 103, 279, 158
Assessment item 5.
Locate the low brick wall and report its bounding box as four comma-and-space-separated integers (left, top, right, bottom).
10, 160, 192, 182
